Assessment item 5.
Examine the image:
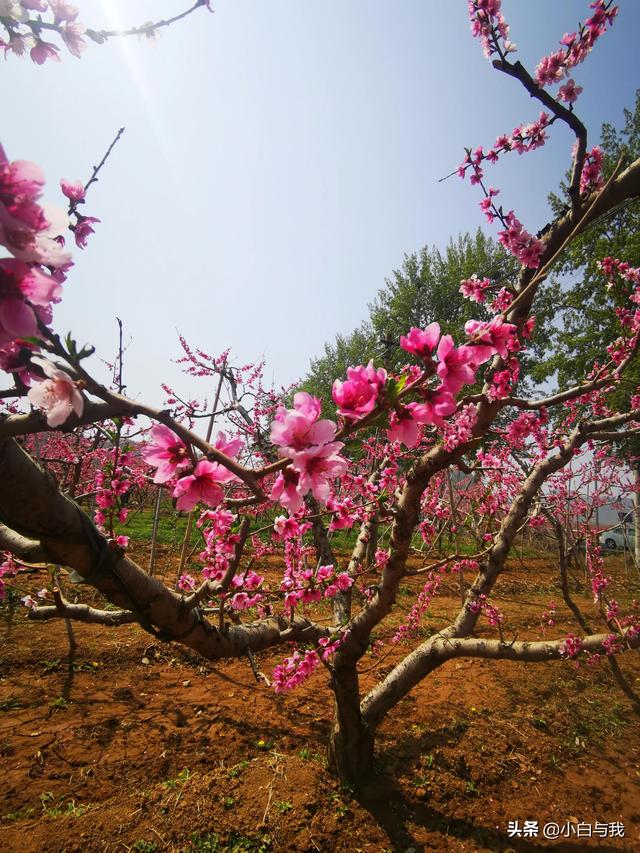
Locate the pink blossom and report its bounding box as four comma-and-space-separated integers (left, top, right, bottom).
198, 508, 235, 535
497, 211, 544, 269
441, 404, 478, 451
326, 496, 356, 531
230, 592, 263, 610
213, 429, 243, 458
173, 459, 235, 511
273, 514, 301, 538
0, 259, 62, 345
557, 78, 582, 104
142, 424, 190, 483
559, 633, 583, 659
436, 335, 478, 394
272, 649, 321, 693
459, 275, 490, 303
270, 468, 304, 514
400, 322, 440, 359
535, 49, 565, 86
177, 573, 197, 592
27, 356, 83, 426
60, 178, 85, 202
73, 215, 99, 248
60, 22, 86, 58
2, 32, 34, 58
290, 441, 348, 503
410, 389, 458, 429
468, 0, 512, 60
30, 39, 60, 65
0, 338, 39, 384
48, 0, 79, 23
0, 148, 70, 266
580, 146, 604, 194
332, 360, 387, 420
464, 317, 519, 359
271, 391, 336, 454
387, 407, 421, 448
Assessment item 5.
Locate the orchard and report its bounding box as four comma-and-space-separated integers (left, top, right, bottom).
1, 1, 640, 850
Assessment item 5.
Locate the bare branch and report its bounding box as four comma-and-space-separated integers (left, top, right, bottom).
28, 600, 136, 626
0, 522, 47, 563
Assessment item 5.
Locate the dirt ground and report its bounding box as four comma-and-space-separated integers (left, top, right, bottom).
1, 546, 639, 852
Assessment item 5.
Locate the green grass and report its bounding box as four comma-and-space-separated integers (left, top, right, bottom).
121, 505, 201, 548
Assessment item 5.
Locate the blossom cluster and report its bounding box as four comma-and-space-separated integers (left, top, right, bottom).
0, 143, 90, 425
280, 562, 353, 613
270, 392, 347, 513
0, 552, 18, 599
0, 1, 213, 65
467, 592, 504, 628
142, 425, 242, 512
534, 2, 618, 90
0, 1, 87, 64
467, 0, 515, 59
457, 112, 551, 183
579, 146, 604, 195
272, 633, 346, 693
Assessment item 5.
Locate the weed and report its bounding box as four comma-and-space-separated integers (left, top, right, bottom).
39, 792, 88, 819
187, 833, 220, 852
223, 796, 236, 810
49, 697, 69, 711
3, 806, 35, 821
532, 717, 549, 731
0, 697, 23, 712
227, 760, 249, 778
73, 661, 100, 673
164, 767, 191, 790
331, 793, 349, 819
297, 748, 324, 764
132, 842, 158, 853
187, 832, 272, 852
274, 800, 293, 813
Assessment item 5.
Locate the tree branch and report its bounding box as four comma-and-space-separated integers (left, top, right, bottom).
0, 436, 329, 659
0, 522, 47, 563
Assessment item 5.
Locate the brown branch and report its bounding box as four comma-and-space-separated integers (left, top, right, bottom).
29, 599, 136, 626
68, 127, 125, 218
0, 522, 47, 563
26, 1, 210, 42
0, 436, 329, 659
492, 58, 587, 204
361, 629, 640, 731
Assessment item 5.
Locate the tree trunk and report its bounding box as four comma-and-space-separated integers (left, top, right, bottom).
634, 462, 640, 568
327, 659, 374, 781
365, 512, 379, 567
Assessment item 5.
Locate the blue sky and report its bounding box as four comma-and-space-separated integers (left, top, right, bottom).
5, 1, 640, 404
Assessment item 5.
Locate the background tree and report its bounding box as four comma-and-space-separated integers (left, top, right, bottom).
546, 89, 640, 559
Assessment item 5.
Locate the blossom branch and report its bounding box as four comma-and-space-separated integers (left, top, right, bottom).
492, 57, 587, 204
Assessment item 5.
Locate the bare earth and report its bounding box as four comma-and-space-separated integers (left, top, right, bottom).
1, 547, 639, 852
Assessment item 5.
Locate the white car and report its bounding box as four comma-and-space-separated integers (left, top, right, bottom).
599, 526, 636, 551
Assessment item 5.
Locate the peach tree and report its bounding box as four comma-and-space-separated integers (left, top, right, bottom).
1, 0, 639, 780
